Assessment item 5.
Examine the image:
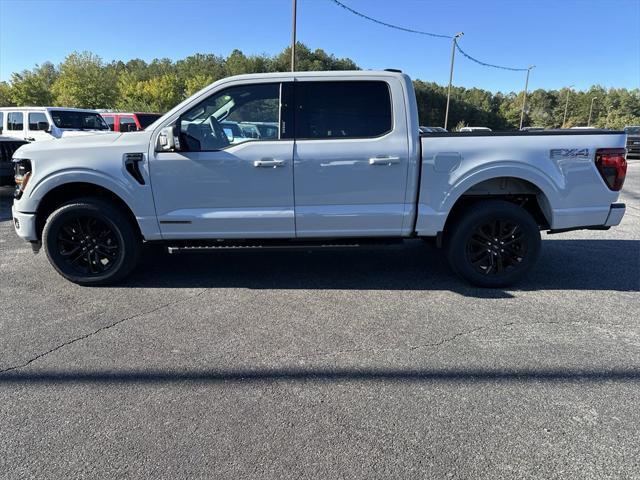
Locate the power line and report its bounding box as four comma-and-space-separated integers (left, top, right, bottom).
455, 43, 528, 72
328, 0, 452, 39
328, 0, 530, 72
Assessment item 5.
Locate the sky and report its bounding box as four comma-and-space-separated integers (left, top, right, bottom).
0, 0, 639, 93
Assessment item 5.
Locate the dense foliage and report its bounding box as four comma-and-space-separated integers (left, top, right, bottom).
1, 45, 638, 130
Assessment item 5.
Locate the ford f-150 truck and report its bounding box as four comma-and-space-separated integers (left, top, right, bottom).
11, 70, 628, 287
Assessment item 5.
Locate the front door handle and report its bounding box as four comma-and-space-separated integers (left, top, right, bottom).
369, 156, 400, 166
254, 159, 285, 168
25, 137, 35, 142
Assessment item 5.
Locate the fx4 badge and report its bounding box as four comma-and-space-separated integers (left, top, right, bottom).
550, 148, 591, 159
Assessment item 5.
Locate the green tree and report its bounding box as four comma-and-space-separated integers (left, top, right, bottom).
9, 62, 57, 106
0, 81, 14, 107
52, 51, 117, 108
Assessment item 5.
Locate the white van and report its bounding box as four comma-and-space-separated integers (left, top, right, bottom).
0, 107, 110, 142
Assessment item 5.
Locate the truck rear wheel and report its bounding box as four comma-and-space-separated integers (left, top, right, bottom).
446, 200, 541, 287
42, 198, 141, 285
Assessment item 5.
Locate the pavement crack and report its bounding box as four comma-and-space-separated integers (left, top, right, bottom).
287, 320, 625, 361
0, 289, 206, 374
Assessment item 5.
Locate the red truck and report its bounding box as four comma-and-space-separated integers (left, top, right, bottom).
100, 112, 162, 132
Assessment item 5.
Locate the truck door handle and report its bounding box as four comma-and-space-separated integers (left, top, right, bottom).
369, 156, 400, 165
253, 159, 285, 168
25, 137, 35, 142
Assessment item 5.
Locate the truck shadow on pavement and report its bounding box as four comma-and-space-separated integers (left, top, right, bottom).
1, 367, 639, 385
122, 239, 639, 297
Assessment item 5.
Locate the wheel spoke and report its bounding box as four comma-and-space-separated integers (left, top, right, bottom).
467, 217, 528, 276
56, 214, 121, 276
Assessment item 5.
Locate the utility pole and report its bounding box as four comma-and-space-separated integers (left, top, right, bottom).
444, 32, 463, 131
588, 96, 598, 126
291, 0, 297, 72
519, 65, 535, 130
562, 85, 574, 128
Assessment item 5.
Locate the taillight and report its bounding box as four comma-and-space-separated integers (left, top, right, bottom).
595, 148, 627, 191
13, 158, 32, 199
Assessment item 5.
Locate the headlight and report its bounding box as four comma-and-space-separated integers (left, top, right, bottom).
13, 158, 32, 199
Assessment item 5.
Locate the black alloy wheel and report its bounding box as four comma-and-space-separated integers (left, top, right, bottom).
43, 198, 141, 285
56, 215, 122, 275
466, 219, 528, 276
446, 200, 541, 287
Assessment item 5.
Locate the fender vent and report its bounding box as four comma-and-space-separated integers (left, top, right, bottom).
124, 153, 145, 185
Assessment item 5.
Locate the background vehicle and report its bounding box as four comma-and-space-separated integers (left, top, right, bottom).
100, 112, 162, 132
459, 126, 492, 132
419, 126, 448, 133
0, 107, 109, 142
520, 126, 544, 132
11, 71, 627, 287
624, 126, 640, 159
0, 136, 27, 185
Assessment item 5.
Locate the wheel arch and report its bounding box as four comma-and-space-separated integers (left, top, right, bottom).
35, 182, 142, 241
441, 174, 554, 242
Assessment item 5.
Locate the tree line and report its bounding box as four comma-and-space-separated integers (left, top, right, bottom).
1, 44, 638, 130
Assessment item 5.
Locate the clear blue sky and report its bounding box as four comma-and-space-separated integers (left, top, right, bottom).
1, 0, 639, 92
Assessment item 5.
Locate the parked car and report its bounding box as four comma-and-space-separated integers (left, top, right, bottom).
624, 125, 640, 159
419, 126, 447, 133
520, 127, 545, 132
220, 121, 250, 144
11, 70, 627, 287
100, 112, 162, 132
0, 107, 110, 142
0, 136, 27, 185
459, 126, 492, 132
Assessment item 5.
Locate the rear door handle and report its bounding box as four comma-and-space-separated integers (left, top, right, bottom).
369, 156, 400, 165
25, 137, 35, 142
253, 159, 285, 168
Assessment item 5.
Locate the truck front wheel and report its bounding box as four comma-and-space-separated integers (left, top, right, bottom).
42, 198, 141, 285
446, 200, 541, 287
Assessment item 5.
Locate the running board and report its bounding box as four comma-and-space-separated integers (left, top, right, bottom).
166, 238, 402, 254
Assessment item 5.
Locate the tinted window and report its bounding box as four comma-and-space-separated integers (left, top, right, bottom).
295, 81, 392, 139
7, 112, 24, 131
0, 140, 27, 162
28, 112, 49, 130
136, 113, 162, 129
50, 110, 109, 130
179, 83, 280, 151
119, 116, 137, 132
103, 116, 115, 131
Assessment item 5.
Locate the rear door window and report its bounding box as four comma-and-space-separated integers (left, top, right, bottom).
28, 112, 49, 130
294, 81, 392, 139
7, 112, 24, 131
119, 116, 137, 132
103, 115, 115, 131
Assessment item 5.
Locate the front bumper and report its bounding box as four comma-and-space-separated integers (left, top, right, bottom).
12, 205, 38, 242
604, 203, 625, 227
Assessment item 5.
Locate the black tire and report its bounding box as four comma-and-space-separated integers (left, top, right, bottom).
446, 200, 541, 287
42, 198, 141, 285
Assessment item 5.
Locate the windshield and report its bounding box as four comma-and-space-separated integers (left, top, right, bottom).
50, 110, 109, 130
624, 126, 640, 135
137, 113, 162, 129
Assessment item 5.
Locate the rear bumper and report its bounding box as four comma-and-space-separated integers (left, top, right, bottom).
12, 205, 38, 242
604, 203, 625, 227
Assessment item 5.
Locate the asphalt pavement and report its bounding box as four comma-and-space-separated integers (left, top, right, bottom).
1, 163, 638, 479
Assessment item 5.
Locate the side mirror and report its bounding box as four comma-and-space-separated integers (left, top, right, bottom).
157, 125, 181, 151
38, 121, 50, 132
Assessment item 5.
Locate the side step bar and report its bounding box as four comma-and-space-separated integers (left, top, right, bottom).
166, 238, 403, 254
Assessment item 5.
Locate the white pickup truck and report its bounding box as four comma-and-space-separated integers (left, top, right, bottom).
11, 70, 628, 287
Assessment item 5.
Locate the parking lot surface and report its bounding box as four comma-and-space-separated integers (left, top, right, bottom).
1, 163, 638, 479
